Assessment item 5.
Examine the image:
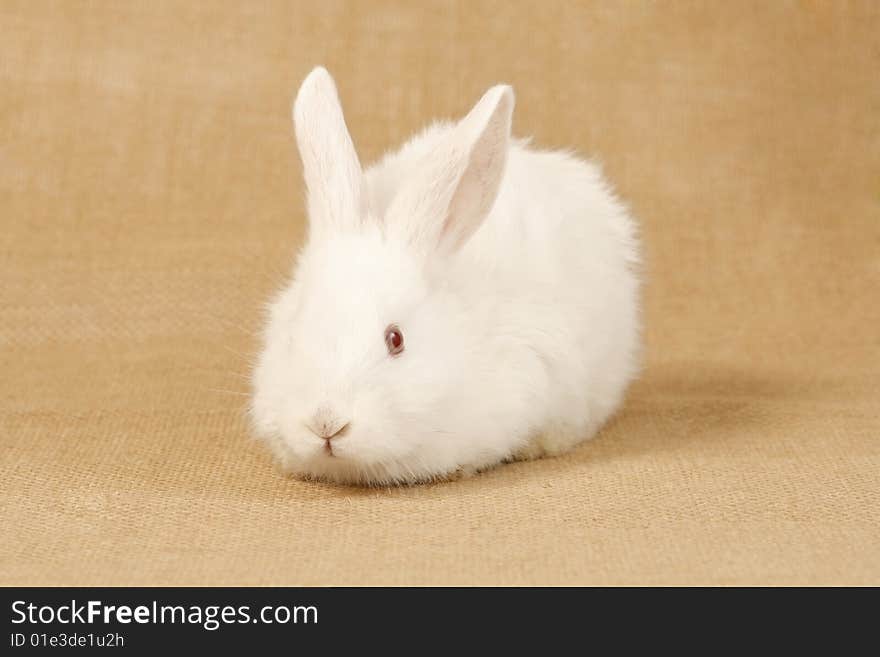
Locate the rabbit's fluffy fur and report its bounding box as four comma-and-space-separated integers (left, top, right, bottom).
251, 68, 641, 485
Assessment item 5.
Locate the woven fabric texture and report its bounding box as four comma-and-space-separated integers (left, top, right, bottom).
1, 1, 878, 585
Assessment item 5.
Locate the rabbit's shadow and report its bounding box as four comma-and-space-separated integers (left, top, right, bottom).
601, 362, 812, 455
497, 361, 817, 484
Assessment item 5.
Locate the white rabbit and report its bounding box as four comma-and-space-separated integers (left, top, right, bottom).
251, 67, 641, 485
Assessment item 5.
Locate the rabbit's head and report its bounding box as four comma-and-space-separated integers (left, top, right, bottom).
251, 68, 515, 484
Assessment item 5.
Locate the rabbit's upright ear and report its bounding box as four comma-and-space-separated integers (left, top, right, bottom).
293, 67, 365, 235
387, 85, 514, 257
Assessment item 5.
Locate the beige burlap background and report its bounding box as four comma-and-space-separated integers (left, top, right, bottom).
2, 1, 878, 585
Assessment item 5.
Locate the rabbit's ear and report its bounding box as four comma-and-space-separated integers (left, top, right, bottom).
293, 67, 365, 235
387, 85, 514, 256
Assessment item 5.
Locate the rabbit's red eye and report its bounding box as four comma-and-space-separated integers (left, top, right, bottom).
384, 324, 404, 356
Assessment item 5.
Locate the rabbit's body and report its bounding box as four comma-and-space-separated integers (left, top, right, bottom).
251, 68, 640, 485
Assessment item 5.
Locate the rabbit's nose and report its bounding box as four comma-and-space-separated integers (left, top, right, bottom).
305, 407, 350, 440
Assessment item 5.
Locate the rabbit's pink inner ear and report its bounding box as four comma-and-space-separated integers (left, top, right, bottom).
384, 85, 514, 259
293, 67, 365, 235
424, 87, 512, 257
440, 87, 513, 252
